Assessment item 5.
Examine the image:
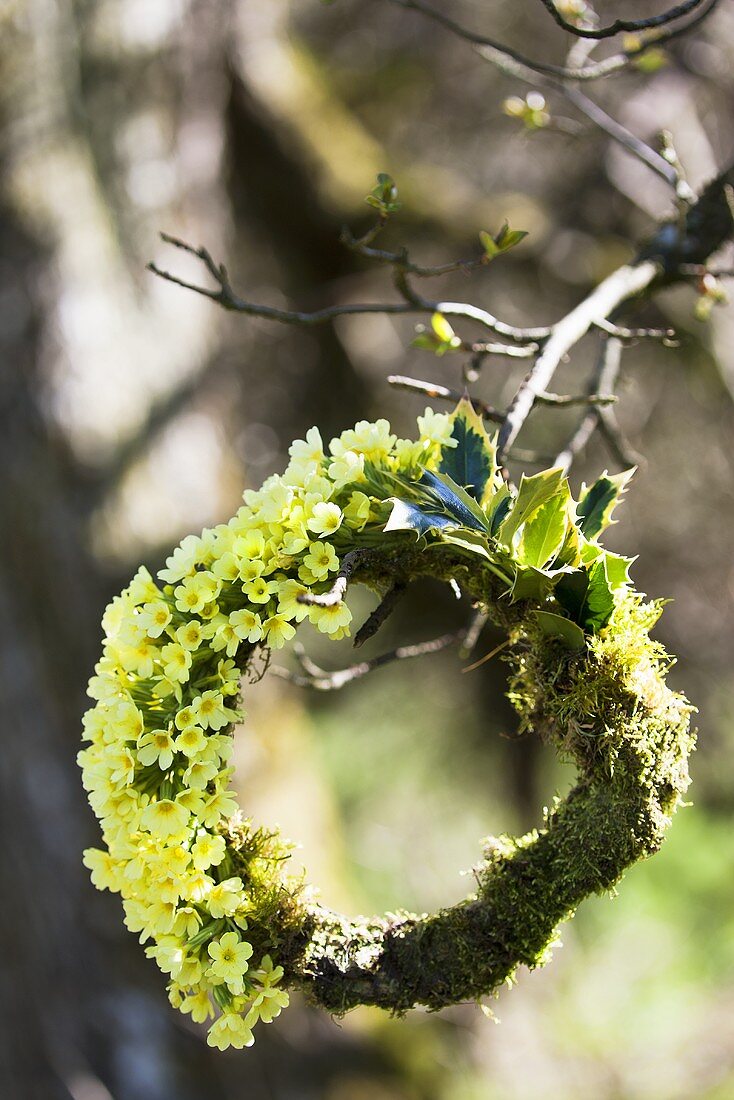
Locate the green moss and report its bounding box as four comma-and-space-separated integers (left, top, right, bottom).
269, 585, 694, 1016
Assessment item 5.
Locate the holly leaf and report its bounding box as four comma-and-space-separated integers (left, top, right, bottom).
497, 467, 567, 547
583, 558, 615, 632
488, 487, 513, 537
418, 469, 490, 532
578, 469, 634, 539
438, 397, 497, 503
604, 551, 635, 591
533, 611, 586, 651
518, 492, 570, 568
555, 560, 615, 633
384, 499, 454, 536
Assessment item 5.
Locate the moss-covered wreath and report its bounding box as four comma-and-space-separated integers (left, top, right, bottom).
80, 399, 694, 1050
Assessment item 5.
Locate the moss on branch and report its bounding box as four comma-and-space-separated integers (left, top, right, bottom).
269, 577, 694, 1015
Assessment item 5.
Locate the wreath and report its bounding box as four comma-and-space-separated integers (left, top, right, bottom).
80, 399, 694, 1050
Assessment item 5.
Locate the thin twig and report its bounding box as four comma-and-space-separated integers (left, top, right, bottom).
597, 409, 644, 470
462, 638, 512, 674
387, 376, 503, 422
458, 611, 489, 659
536, 0, 708, 41
554, 335, 623, 471
272, 632, 465, 691
536, 391, 617, 407
149, 233, 550, 344
297, 549, 374, 608
353, 582, 408, 648
341, 228, 484, 278
385, 0, 720, 83
498, 260, 660, 460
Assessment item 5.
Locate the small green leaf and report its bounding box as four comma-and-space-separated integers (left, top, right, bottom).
554, 558, 615, 634
439, 397, 497, 503
578, 469, 634, 539
555, 569, 589, 624
480, 223, 528, 261
365, 173, 401, 214
497, 467, 567, 547
604, 551, 635, 592
384, 498, 454, 536
509, 565, 555, 603
488, 487, 513, 537
584, 558, 615, 632
534, 611, 586, 651
479, 229, 501, 260
518, 492, 569, 568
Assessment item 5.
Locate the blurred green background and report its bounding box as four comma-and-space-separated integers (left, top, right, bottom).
1, 1, 734, 1098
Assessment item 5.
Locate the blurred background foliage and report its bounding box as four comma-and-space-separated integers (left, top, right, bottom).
1, 1, 734, 1098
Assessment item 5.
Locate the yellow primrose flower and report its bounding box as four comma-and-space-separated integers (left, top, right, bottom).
83, 848, 121, 892
206, 1011, 255, 1050
308, 602, 353, 637
306, 501, 343, 536
191, 832, 227, 871
191, 690, 234, 731
262, 615, 297, 649
128, 566, 161, 606
201, 789, 239, 829
242, 577, 279, 605
181, 989, 215, 1024
140, 799, 190, 841
137, 728, 176, 770
207, 931, 254, 993
174, 724, 208, 759
158, 534, 204, 584
160, 642, 192, 684
207, 877, 246, 918
299, 541, 339, 582
138, 600, 172, 638
175, 621, 204, 651
229, 608, 264, 644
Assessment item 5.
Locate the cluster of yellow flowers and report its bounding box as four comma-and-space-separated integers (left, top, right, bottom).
80, 409, 456, 1050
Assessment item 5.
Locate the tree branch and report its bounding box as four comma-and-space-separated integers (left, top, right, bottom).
536, 0, 708, 41
272, 632, 464, 691
498, 260, 660, 459
384, 0, 720, 83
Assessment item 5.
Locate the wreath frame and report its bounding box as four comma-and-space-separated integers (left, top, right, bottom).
80, 400, 694, 1049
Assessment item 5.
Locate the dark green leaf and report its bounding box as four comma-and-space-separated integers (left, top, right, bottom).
418, 469, 489, 531
489, 490, 513, 537
555, 569, 590, 625
438, 396, 497, 502
534, 611, 586, 650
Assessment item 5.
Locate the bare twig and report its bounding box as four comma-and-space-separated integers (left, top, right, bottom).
353, 582, 408, 648
554, 335, 623, 471
458, 610, 489, 659
535, 391, 617, 407
498, 260, 660, 459
297, 549, 374, 608
597, 409, 644, 470
387, 376, 503, 422
537, 0, 708, 41
272, 632, 465, 691
385, 0, 721, 83
149, 233, 550, 344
